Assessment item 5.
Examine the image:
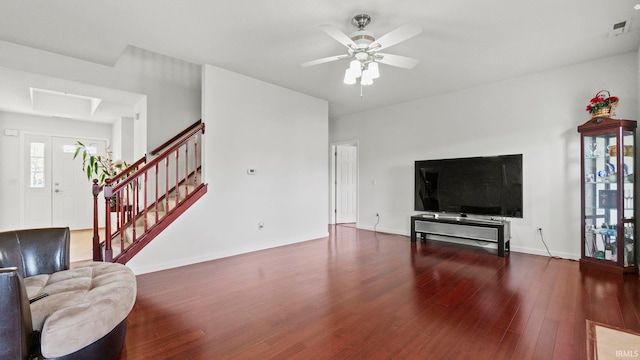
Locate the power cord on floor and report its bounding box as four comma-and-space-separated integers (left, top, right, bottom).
538, 227, 552, 257
538, 228, 563, 259
374, 213, 380, 233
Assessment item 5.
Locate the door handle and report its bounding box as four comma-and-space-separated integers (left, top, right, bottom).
54, 189, 62, 193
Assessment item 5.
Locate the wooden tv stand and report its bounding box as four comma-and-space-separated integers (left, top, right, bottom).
410, 215, 510, 257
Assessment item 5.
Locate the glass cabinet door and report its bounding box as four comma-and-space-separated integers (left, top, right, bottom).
583, 133, 618, 262
583, 130, 635, 267
622, 130, 635, 266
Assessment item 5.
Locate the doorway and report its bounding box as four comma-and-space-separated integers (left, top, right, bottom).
23, 134, 106, 230
332, 143, 358, 224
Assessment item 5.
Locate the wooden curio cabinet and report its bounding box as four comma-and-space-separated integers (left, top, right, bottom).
578, 117, 637, 274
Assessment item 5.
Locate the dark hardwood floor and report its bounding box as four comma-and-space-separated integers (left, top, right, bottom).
119, 225, 640, 359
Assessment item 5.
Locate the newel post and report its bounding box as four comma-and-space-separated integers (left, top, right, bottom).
104, 178, 113, 262
92, 179, 102, 261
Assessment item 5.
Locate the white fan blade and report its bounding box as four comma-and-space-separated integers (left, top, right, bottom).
370, 23, 422, 51
319, 24, 357, 49
301, 54, 351, 67
376, 53, 419, 69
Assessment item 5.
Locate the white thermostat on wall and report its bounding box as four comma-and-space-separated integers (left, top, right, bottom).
247, 168, 256, 175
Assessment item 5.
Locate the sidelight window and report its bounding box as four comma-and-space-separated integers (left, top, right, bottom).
29, 142, 45, 188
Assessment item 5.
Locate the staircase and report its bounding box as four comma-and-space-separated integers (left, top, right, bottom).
91, 120, 207, 264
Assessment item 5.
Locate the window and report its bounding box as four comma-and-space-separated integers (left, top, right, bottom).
64, 144, 97, 154
30, 142, 45, 188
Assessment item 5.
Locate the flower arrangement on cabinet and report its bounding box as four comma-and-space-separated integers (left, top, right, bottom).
585, 91, 618, 116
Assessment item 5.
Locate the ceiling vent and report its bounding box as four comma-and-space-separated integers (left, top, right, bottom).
608, 19, 630, 37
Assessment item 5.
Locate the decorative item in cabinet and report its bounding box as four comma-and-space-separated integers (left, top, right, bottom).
577, 117, 637, 274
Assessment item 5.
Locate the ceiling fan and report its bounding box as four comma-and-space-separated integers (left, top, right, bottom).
301, 14, 422, 87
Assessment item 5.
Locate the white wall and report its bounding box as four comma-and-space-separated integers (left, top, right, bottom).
329, 52, 638, 259
0, 112, 113, 230
127, 65, 329, 274
111, 118, 122, 160
133, 98, 148, 159
111, 117, 135, 162
121, 117, 134, 161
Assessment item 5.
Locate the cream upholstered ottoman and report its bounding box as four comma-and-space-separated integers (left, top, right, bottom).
24, 262, 137, 359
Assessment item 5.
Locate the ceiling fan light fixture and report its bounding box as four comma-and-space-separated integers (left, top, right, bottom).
369, 62, 380, 79
349, 60, 362, 77
344, 69, 357, 84
361, 77, 374, 86
361, 69, 374, 85
302, 13, 421, 92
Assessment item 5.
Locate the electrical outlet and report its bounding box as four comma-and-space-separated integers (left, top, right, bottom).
537, 227, 542, 234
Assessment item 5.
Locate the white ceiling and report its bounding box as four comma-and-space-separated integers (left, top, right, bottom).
0, 67, 143, 122
0, 0, 639, 119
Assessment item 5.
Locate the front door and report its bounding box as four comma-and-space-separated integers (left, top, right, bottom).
51, 137, 106, 229
24, 135, 106, 230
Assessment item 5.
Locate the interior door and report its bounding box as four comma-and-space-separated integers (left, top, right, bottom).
336, 145, 357, 223
51, 137, 106, 230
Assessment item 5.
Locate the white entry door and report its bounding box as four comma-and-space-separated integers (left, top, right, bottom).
336, 145, 357, 223
51, 137, 106, 229
24, 135, 106, 230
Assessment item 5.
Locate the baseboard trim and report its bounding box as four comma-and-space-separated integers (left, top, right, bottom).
129, 231, 330, 275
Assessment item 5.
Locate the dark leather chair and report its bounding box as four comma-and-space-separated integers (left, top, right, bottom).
0, 267, 36, 360
0, 227, 70, 278
0, 227, 135, 360
0, 227, 70, 360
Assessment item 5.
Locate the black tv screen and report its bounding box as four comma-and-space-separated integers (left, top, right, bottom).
414, 154, 523, 218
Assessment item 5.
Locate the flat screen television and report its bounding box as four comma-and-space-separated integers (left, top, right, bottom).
414, 154, 523, 218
